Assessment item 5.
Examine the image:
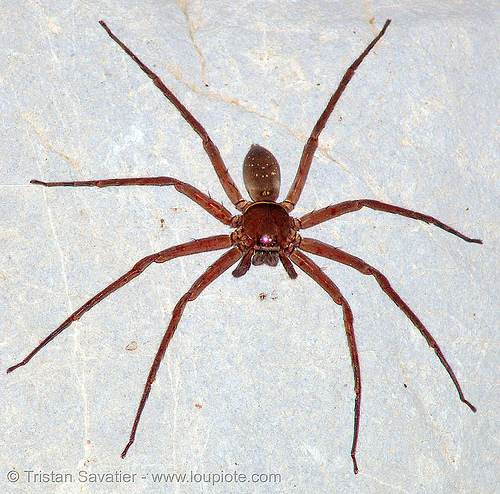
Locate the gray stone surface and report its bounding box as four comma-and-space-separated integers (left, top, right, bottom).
1, 1, 498, 493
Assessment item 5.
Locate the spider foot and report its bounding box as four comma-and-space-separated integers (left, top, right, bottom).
462, 397, 477, 413
352, 454, 359, 475
121, 441, 132, 459
6, 361, 25, 374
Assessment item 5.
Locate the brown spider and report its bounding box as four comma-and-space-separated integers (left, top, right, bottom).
8, 19, 481, 473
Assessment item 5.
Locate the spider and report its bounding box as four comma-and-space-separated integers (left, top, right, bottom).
8, 19, 481, 473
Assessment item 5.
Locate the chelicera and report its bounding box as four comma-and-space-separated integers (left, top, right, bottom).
8, 19, 481, 473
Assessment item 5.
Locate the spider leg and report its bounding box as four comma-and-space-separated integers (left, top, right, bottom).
282, 19, 391, 211
121, 246, 241, 458
99, 21, 247, 211
31, 177, 234, 226
300, 237, 477, 412
6, 235, 232, 374
289, 249, 361, 474
299, 199, 482, 244
279, 252, 298, 279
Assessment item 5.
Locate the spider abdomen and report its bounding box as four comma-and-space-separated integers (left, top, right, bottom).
243, 144, 281, 202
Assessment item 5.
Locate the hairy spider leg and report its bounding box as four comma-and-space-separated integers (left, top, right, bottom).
7, 235, 232, 374
300, 237, 477, 412
30, 178, 234, 226
282, 19, 392, 211
99, 21, 248, 211
299, 199, 482, 244
289, 249, 361, 474
121, 246, 241, 457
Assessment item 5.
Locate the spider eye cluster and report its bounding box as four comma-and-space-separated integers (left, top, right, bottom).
260, 235, 274, 246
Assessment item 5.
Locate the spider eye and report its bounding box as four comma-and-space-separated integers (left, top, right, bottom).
260, 235, 273, 245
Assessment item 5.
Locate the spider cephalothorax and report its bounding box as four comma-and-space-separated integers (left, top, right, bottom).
8, 19, 481, 474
